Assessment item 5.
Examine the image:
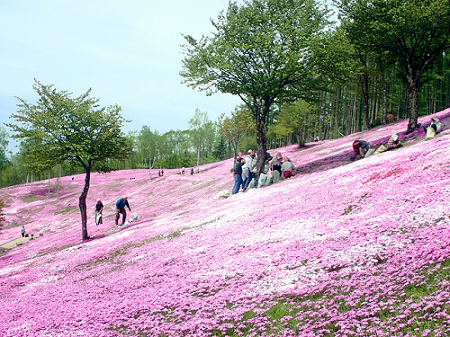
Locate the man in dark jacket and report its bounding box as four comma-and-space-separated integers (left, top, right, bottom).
115, 195, 131, 226
232, 156, 244, 194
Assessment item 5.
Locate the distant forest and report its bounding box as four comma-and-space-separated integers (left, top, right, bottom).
1, 0, 450, 188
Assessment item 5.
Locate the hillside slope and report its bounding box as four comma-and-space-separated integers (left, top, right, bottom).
1, 109, 450, 337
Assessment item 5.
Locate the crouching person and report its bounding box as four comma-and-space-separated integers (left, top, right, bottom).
387, 133, 400, 150
351, 140, 371, 161
281, 157, 296, 179
424, 117, 442, 140
115, 195, 131, 226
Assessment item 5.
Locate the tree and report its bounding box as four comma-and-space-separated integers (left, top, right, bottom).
0, 127, 10, 187
137, 126, 161, 179
336, 0, 450, 133
188, 109, 215, 172
217, 105, 254, 158
277, 99, 318, 147
181, 0, 331, 176
7, 80, 129, 241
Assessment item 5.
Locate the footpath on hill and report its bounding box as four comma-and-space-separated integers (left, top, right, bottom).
0, 236, 33, 251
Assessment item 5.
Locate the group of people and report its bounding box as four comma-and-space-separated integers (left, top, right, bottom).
94, 195, 132, 227
232, 149, 296, 194
351, 117, 443, 161
180, 167, 196, 175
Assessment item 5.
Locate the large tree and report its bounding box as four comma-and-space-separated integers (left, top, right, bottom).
336, 0, 450, 133
7, 80, 129, 240
181, 0, 331, 175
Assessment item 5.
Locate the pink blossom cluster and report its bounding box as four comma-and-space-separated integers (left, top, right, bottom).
1, 109, 450, 336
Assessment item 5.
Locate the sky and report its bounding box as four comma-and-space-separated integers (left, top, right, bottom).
0, 0, 336, 153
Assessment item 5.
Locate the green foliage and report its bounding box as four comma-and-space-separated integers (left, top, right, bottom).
217, 105, 254, 157
0, 127, 9, 170
181, 0, 333, 173
277, 99, 318, 146
137, 125, 161, 168
188, 109, 216, 169
7, 80, 130, 173
337, 0, 450, 132
6, 80, 130, 240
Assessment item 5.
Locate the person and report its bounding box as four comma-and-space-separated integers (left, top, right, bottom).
386, 133, 400, 150
95, 199, 104, 225
161, 169, 164, 176
232, 156, 244, 194
181, 167, 185, 175
21, 226, 25, 237
242, 150, 255, 190
115, 195, 131, 226
351, 140, 371, 161
270, 152, 283, 176
281, 157, 296, 179
190, 167, 194, 175
246, 151, 259, 190
388, 113, 394, 123
258, 152, 273, 188
314, 136, 319, 142
424, 117, 442, 134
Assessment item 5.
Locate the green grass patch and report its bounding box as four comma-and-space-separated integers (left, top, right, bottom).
54, 206, 78, 214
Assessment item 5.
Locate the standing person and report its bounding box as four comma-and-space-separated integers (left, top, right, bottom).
95, 199, 104, 225
242, 150, 254, 191
388, 112, 394, 123
115, 195, 131, 226
232, 156, 244, 194
190, 167, 194, 175
21, 226, 25, 237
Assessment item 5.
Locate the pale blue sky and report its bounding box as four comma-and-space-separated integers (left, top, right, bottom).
0, 0, 336, 152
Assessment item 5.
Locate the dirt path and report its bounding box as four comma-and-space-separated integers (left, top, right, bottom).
0, 236, 33, 251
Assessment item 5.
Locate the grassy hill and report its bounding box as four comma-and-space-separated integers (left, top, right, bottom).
1, 108, 450, 337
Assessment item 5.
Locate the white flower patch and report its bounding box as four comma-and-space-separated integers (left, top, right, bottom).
26, 275, 64, 288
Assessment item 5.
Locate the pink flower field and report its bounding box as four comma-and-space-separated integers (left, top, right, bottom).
1, 109, 450, 337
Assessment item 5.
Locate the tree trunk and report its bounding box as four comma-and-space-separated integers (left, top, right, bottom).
382, 71, 388, 124
196, 146, 200, 173
255, 109, 267, 181
406, 78, 420, 134
80, 168, 91, 241
361, 72, 370, 130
